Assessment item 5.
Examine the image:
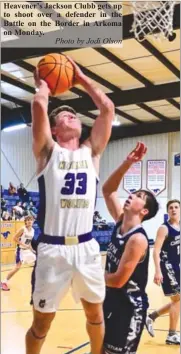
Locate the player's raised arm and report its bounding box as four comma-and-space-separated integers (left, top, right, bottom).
102, 142, 147, 222
67, 57, 114, 156
82, 80, 114, 156
153, 225, 168, 286
31, 70, 54, 159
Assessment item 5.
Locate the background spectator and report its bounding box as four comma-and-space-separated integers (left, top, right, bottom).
1, 185, 4, 196
12, 201, 24, 220
1, 198, 7, 218
17, 183, 29, 202
29, 201, 37, 216
93, 210, 109, 230
2, 211, 12, 221
8, 182, 17, 195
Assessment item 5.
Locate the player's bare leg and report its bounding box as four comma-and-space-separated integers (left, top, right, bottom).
169, 295, 180, 332
5, 263, 21, 281
25, 309, 55, 354
146, 294, 180, 340
1, 263, 21, 290
81, 299, 104, 354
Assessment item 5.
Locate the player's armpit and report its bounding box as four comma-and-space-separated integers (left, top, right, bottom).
105, 233, 148, 288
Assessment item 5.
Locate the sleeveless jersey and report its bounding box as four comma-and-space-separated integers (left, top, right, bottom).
160, 221, 180, 270
19, 226, 35, 249
37, 143, 98, 237
105, 221, 149, 309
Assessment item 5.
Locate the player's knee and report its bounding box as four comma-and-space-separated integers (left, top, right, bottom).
86, 310, 104, 325
32, 312, 55, 337
171, 294, 180, 303
16, 263, 21, 270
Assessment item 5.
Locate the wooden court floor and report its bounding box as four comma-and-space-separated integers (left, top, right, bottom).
1, 250, 180, 354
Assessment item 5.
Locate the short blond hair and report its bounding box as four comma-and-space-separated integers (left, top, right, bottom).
49, 106, 76, 128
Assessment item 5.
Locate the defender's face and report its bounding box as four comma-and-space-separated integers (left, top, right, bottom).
168, 202, 180, 219
124, 191, 148, 215
53, 111, 82, 137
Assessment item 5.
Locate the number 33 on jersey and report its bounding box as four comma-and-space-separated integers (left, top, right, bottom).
37, 143, 98, 237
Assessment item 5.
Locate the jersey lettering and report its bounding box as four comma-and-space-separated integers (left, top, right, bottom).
25, 239, 31, 245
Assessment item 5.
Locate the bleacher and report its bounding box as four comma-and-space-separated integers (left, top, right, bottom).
92, 222, 114, 250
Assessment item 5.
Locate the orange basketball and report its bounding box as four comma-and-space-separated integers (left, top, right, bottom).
37, 53, 75, 96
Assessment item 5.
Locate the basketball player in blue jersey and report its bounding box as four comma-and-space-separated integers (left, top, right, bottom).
146, 199, 180, 345
102, 142, 159, 354
25, 57, 114, 354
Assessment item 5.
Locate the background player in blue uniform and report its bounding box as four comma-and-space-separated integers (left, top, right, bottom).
146, 199, 180, 345
102, 142, 159, 354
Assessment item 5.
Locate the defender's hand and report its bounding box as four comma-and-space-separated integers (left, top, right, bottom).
127, 142, 147, 163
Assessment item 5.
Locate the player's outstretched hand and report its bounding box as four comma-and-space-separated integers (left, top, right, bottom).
66, 56, 86, 85
127, 142, 147, 163
154, 271, 163, 286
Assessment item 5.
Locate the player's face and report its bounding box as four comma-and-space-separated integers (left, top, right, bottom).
124, 191, 148, 217
168, 202, 180, 220
25, 218, 33, 228
54, 111, 82, 138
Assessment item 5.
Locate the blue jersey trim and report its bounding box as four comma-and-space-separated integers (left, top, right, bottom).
37, 175, 46, 233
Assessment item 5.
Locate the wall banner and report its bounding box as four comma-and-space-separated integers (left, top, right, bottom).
123, 161, 142, 193
1, 222, 16, 248
147, 160, 167, 196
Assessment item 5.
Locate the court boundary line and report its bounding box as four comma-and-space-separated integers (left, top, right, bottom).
1, 308, 83, 314
152, 329, 180, 333
63, 341, 89, 354
1, 265, 34, 272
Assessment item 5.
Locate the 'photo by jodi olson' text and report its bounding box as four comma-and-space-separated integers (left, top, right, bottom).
55, 37, 122, 45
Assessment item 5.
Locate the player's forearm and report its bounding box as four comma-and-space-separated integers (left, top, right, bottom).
105, 272, 120, 287
103, 160, 132, 195
80, 76, 114, 114
153, 248, 161, 272
32, 81, 49, 113
105, 272, 127, 288
31, 81, 53, 151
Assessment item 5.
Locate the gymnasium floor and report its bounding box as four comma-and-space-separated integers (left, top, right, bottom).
1, 250, 180, 354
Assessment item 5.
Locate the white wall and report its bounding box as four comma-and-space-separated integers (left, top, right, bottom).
1, 129, 180, 239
